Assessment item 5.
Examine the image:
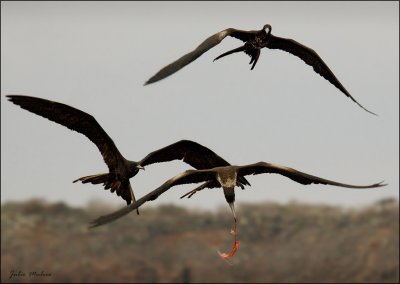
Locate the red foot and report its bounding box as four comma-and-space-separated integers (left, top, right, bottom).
217, 240, 240, 260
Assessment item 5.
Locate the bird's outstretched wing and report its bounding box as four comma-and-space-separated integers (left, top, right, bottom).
237, 162, 387, 189
266, 35, 377, 115
89, 169, 216, 227
139, 139, 250, 187
145, 28, 246, 85
7, 95, 125, 171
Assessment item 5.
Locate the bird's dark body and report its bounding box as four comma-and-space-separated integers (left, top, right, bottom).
75, 160, 140, 204
215, 27, 269, 70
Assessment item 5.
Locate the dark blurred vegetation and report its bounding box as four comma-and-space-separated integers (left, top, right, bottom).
1, 198, 399, 283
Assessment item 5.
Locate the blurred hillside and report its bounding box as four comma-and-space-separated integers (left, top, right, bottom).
1, 198, 399, 283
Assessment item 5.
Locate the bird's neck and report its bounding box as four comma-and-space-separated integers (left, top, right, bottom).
217, 169, 237, 204
223, 186, 236, 204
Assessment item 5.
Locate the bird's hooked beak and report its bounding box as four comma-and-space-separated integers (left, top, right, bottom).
137, 165, 145, 171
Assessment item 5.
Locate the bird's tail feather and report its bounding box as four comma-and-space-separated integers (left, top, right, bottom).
180, 182, 211, 199
73, 173, 109, 185
214, 45, 246, 62
73, 174, 139, 214
73, 173, 122, 193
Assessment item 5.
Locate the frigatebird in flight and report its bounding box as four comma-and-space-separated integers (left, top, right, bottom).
90, 161, 386, 258
145, 24, 376, 115
7, 95, 250, 214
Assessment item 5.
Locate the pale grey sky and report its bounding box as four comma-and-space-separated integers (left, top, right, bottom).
1, 1, 399, 211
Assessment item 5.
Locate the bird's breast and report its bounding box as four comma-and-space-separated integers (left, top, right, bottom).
216, 170, 237, 188
253, 34, 268, 48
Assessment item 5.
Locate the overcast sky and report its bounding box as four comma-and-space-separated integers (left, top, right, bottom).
2, 1, 399, 212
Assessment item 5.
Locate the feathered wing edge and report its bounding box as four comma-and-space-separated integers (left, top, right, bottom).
266, 35, 377, 115
7, 95, 139, 204
89, 170, 216, 228
237, 162, 387, 189
144, 28, 237, 85
6, 95, 126, 169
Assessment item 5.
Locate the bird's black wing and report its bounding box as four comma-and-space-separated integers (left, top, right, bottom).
89, 169, 216, 227
237, 162, 386, 189
7, 95, 125, 171
139, 139, 251, 187
266, 34, 376, 115
229, 29, 260, 42
145, 28, 243, 85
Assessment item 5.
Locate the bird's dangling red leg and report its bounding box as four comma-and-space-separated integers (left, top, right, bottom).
217, 202, 240, 261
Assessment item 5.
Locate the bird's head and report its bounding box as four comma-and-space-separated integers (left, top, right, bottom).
263, 24, 272, 35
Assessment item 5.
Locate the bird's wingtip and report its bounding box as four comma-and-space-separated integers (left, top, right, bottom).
6, 95, 15, 101
353, 100, 378, 116
376, 181, 388, 187
88, 218, 104, 229
144, 77, 156, 86
88, 223, 97, 229
366, 108, 379, 116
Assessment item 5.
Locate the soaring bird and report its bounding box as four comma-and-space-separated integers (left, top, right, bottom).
7, 95, 250, 214
90, 162, 385, 258
145, 24, 376, 115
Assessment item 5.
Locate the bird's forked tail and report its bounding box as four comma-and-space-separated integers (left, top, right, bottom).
73, 173, 139, 214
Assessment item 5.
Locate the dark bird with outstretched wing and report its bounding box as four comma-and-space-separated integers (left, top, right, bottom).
145, 24, 376, 115
7, 95, 250, 214
90, 161, 385, 259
